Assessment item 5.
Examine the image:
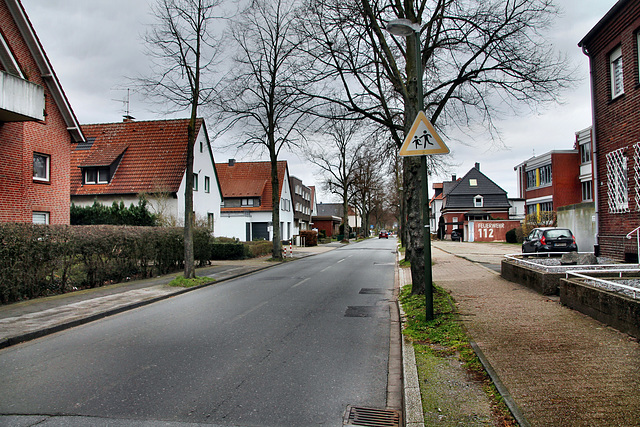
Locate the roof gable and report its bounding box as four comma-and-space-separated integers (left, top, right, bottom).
447, 166, 507, 196
71, 118, 203, 196
443, 165, 510, 210
216, 160, 288, 212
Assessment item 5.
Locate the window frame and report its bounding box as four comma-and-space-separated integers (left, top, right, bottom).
610, 45, 624, 99
33, 152, 50, 183
32, 211, 50, 224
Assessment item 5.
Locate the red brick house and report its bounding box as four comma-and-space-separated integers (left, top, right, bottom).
0, 0, 85, 224
579, 0, 640, 261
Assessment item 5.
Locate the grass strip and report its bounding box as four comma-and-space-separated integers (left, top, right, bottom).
399, 283, 516, 426
168, 275, 214, 288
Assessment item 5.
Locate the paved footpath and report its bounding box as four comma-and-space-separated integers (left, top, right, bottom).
431, 241, 640, 426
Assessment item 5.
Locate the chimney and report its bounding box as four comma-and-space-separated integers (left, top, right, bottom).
228, 159, 236, 166
452, 174, 456, 181
475, 162, 480, 170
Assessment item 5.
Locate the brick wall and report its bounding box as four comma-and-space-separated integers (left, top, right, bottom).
583, 0, 640, 260
0, 0, 72, 224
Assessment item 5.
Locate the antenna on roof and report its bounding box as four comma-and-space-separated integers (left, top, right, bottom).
112, 88, 135, 122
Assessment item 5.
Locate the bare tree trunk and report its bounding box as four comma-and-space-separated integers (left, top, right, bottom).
342, 189, 349, 242
270, 146, 282, 260
184, 116, 196, 278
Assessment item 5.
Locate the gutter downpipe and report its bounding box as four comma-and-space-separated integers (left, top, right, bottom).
582, 44, 600, 255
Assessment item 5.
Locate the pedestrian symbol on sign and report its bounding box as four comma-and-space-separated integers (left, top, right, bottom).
399, 111, 449, 156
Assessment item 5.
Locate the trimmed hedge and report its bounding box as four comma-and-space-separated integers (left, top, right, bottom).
0, 224, 255, 304
299, 230, 318, 246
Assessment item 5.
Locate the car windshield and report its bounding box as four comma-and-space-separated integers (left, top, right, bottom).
545, 229, 572, 239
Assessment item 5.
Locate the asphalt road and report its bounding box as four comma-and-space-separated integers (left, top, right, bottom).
0, 238, 398, 426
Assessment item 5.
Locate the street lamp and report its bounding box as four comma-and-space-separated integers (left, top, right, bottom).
386, 18, 434, 320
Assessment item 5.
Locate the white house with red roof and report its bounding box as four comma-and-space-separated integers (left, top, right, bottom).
70, 118, 222, 231
215, 160, 294, 241
1, 0, 85, 224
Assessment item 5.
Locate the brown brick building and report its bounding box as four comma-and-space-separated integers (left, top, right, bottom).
579, 0, 640, 261
0, 0, 84, 224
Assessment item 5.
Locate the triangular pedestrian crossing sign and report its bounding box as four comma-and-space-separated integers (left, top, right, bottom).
398, 111, 449, 156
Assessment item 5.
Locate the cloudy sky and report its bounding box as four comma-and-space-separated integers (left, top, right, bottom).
22, 0, 616, 202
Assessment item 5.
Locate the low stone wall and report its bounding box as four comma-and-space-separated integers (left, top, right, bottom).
501, 259, 563, 295
560, 279, 640, 340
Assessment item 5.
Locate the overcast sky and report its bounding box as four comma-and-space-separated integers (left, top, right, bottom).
22, 0, 616, 202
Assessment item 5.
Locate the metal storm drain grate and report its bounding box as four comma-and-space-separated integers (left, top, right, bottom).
343, 405, 401, 427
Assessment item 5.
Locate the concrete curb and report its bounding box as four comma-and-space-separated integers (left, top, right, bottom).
468, 340, 531, 427
396, 250, 426, 427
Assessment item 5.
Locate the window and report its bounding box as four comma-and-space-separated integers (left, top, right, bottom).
84, 167, 110, 184
205, 176, 210, 193
469, 179, 477, 186
526, 170, 536, 189
635, 142, 640, 211
193, 173, 198, 191
606, 148, 629, 213
199, 141, 203, 153
582, 181, 593, 202
207, 213, 214, 231
241, 198, 255, 207
32, 211, 49, 224
33, 153, 50, 182
539, 165, 552, 186
610, 45, 624, 98
474, 195, 483, 208
540, 201, 553, 212
580, 142, 591, 164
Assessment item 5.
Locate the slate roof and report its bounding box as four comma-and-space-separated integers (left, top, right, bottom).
71, 118, 203, 196
216, 160, 288, 212
442, 166, 510, 210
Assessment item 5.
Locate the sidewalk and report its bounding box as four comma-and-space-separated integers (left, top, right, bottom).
429, 240, 640, 426
0, 243, 338, 349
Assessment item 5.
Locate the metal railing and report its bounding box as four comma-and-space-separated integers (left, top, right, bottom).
504, 252, 640, 273
565, 270, 640, 300
626, 226, 640, 260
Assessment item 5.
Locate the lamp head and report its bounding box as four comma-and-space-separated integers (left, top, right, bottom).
386, 19, 419, 37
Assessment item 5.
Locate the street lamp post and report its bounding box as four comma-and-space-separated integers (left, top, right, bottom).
387, 18, 434, 320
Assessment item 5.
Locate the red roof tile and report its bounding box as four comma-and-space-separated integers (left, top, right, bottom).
71, 118, 203, 196
216, 161, 287, 212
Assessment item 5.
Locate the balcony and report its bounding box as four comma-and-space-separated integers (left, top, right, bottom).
0, 71, 45, 122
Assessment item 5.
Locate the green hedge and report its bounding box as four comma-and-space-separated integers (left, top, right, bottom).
0, 224, 255, 304
71, 199, 157, 226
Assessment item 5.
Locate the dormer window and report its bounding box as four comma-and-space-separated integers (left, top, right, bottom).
474, 195, 483, 207
84, 167, 110, 184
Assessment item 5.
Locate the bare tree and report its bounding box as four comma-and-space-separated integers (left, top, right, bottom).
300, 0, 574, 294
351, 143, 387, 236
218, 0, 316, 259
136, 0, 225, 278
305, 113, 367, 242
